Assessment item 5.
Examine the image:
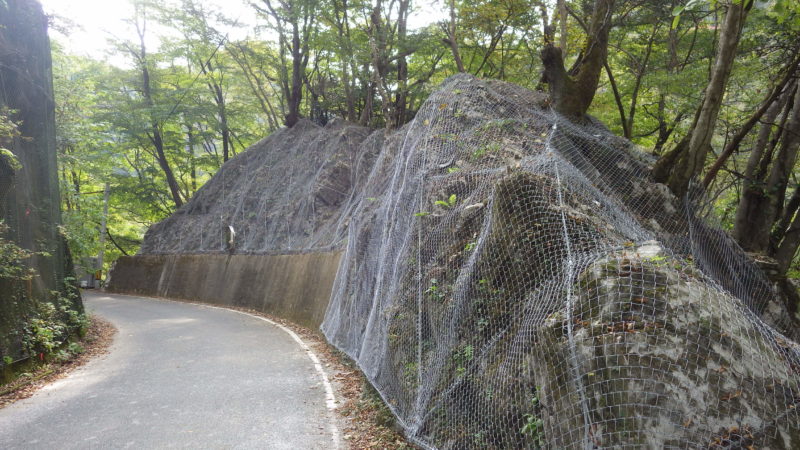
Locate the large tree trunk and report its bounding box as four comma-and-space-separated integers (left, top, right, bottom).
286, 20, 303, 128
442, 0, 465, 73
702, 55, 800, 186
734, 83, 800, 253
259, 0, 316, 128
654, 1, 751, 197
393, 0, 410, 127
137, 33, 183, 209
774, 185, 800, 274
540, 0, 615, 119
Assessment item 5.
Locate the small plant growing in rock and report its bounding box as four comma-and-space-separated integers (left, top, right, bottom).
471, 142, 501, 160
425, 278, 445, 301
435, 194, 458, 209
520, 388, 544, 446
521, 413, 544, 445
453, 344, 474, 376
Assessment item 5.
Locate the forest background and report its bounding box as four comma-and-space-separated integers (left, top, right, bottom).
31, 0, 800, 286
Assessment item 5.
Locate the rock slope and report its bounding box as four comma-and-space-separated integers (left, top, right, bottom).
134, 74, 800, 448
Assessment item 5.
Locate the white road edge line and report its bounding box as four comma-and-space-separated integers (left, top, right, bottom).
207, 306, 342, 450
106, 294, 342, 449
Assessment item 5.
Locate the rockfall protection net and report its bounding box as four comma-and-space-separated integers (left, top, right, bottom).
320, 75, 800, 448
139, 118, 379, 254
139, 73, 800, 448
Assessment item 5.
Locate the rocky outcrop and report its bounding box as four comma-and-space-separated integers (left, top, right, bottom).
537, 245, 800, 448
120, 73, 800, 448
0, 0, 81, 366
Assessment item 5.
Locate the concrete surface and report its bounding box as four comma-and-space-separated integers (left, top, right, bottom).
0, 292, 341, 449
106, 252, 342, 329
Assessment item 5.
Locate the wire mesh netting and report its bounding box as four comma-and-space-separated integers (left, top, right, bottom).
139, 118, 385, 254
320, 74, 800, 448
0, 0, 75, 364
139, 74, 800, 448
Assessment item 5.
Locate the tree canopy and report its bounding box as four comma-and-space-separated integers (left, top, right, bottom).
48, 0, 800, 284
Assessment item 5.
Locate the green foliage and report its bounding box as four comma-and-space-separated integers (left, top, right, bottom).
19, 288, 86, 358
0, 225, 87, 362
0, 108, 22, 173
520, 388, 544, 445
0, 147, 19, 171
0, 221, 37, 281
520, 413, 544, 443
43, 0, 800, 291
771, 0, 800, 27
435, 194, 458, 209
22, 302, 65, 355
452, 344, 474, 376
425, 278, 446, 301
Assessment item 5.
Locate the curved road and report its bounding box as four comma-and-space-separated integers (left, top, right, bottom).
0, 292, 341, 449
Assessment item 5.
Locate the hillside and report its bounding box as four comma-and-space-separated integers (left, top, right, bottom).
120, 74, 800, 448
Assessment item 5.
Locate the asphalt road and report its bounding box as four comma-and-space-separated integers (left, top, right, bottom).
0, 292, 341, 449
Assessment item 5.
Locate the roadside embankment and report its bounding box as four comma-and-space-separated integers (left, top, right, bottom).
106, 252, 341, 329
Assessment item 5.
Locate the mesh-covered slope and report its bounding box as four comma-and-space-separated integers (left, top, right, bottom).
320, 74, 800, 448
139, 119, 386, 254
137, 73, 800, 447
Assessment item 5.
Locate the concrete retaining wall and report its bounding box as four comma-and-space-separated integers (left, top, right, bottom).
106, 252, 341, 329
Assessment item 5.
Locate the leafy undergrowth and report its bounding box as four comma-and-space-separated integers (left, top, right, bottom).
0, 314, 116, 409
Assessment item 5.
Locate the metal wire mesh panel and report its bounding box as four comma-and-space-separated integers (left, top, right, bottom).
138, 119, 381, 254
321, 74, 800, 448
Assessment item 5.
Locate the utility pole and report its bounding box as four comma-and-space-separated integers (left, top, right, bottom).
96, 183, 110, 286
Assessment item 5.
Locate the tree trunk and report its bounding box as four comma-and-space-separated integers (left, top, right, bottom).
228, 43, 281, 130
359, 62, 374, 126
703, 59, 798, 187
762, 85, 800, 233
774, 185, 800, 274
259, 0, 316, 128
393, 0, 410, 127
136, 23, 183, 209
733, 83, 800, 252
332, 0, 358, 121
286, 19, 303, 127
657, 1, 751, 197
731, 89, 789, 250
443, 0, 465, 73
540, 0, 615, 119
625, 23, 659, 138
558, 0, 568, 53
